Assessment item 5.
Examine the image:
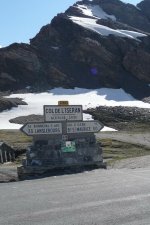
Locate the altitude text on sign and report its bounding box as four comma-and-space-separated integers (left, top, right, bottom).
44, 105, 83, 121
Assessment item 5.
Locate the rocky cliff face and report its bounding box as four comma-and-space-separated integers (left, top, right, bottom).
137, 0, 150, 21
0, 0, 150, 99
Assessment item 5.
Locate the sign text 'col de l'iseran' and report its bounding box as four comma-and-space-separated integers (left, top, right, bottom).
44, 105, 83, 122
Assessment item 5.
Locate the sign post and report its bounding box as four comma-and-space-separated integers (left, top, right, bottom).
18, 101, 105, 180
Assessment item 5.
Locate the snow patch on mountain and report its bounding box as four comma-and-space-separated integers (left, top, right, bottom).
119, 30, 147, 38
75, 4, 116, 21
69, 16, 147, 40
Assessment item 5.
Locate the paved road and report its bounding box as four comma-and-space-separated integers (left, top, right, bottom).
0, 168, 150, 225
96, 131, 150, 148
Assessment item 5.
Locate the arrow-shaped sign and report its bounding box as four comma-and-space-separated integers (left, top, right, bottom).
21, 122, 62, 136
67, 121, 104, 134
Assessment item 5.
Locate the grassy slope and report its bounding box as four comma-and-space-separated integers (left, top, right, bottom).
0, 130, 32, 150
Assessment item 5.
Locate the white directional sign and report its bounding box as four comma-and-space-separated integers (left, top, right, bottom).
44, 105, 83, 122
21, 122, 62, 136
67, 121, 104, 134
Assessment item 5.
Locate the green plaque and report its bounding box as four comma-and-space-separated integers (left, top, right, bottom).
61, 141, 76, 152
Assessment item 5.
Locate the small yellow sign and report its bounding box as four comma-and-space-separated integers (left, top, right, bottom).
58, 101, 69, 106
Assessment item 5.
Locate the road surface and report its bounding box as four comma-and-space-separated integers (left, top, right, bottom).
0, 168, 150, 225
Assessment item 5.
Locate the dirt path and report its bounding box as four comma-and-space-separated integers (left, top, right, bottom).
96, 131, 150, 148
109, 155, 150, 169
97, 131, 150, 169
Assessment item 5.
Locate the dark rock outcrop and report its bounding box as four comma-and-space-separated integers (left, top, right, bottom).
91, 0, 150, 33
0, 97, 27, 112
84, 106, 150, 130
9, 114, 43, 125
137, 0, 150, 21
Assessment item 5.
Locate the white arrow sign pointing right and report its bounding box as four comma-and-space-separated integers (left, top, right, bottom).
67, 121, 104, 134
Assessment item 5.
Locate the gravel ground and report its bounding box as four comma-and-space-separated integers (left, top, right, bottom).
109, 155, 150, 169
0, 164, 18, 183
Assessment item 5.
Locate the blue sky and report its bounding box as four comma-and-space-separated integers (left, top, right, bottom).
0, 0, 141, 47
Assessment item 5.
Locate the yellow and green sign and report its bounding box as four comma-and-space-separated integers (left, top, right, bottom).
61, 141, 76, 152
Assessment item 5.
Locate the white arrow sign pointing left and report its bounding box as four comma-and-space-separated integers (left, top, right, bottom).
21, 122, 62, 136
67, 121, 104, 134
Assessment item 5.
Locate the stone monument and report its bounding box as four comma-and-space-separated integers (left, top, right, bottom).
17, 101, 106, 179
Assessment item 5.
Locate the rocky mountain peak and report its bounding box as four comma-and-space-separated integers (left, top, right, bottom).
0, 0, 150, 100
66, 0, 150, 33
137, 0, 150, 20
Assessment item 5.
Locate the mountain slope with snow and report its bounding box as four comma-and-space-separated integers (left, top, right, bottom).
68, 2, 147, 40
0, 0, 150, 100
69, 16, 147, 40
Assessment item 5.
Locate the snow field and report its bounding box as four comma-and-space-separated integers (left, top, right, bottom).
0, 87, 150, 130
